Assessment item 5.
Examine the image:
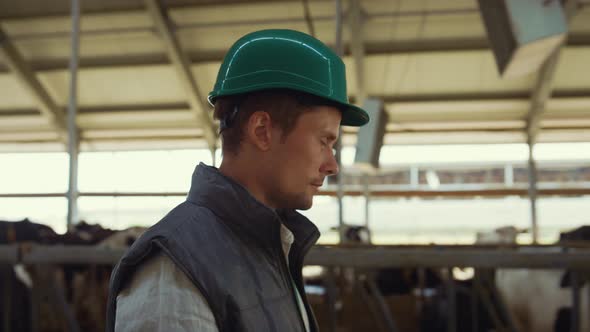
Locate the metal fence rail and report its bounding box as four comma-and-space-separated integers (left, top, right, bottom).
306, 245, 590, 269
1, 244, 590, 332
1, 244, 590, 268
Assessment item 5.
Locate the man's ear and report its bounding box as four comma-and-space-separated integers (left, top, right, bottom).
246, 111, 273, 151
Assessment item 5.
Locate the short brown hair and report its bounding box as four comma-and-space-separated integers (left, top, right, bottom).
213, 89, 341, 155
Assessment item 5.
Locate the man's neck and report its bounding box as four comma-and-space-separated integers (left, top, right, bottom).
219, 158, 276, 210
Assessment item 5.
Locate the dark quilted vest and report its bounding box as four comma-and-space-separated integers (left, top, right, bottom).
106, 163, 320, 332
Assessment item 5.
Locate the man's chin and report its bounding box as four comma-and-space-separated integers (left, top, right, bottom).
286, 196, 313, 211
277, 192, 314, 211
295, 197, 313, 211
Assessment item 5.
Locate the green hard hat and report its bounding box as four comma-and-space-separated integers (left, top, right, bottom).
208, 29, 369, 127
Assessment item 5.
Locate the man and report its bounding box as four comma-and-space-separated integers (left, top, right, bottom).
106, 29, 369, 332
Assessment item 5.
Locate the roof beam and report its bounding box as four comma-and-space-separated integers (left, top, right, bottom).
525, 0, 580, 145
0, 4, 484, 35
0, 39, 492, 73
2, 91, 589, 116
348, 0, 366, 105
2, 35, 590, 73
370, 89, 590, 104
301, 0, 315, 37
0, 26, 67, 142
144, 0, 217, 152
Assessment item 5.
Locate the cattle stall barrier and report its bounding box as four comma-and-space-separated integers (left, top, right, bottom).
1, 244, 590, 332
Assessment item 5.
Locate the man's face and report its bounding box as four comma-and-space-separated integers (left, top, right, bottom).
265, 106, 341, 210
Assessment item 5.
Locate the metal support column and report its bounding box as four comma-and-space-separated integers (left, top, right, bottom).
504, 164, 514, 187
364, 173, 371, 242
523, 0, 579, 244
66, 0, 81, 229
410, 166, 419, 188
527, 142, 538, 244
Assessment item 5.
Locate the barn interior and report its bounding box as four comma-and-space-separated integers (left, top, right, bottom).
1, 0, 590, 331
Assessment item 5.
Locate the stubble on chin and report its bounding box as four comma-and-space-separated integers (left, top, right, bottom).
277, 191, 313, 211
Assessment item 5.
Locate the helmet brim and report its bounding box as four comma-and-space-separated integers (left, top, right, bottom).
339, 103, 370, 127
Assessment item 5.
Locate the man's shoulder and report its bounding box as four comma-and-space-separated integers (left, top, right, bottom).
119, 201, 223, 264
135, 200, 238, 258
150, 200, 221, 235
113, 202, 227, 295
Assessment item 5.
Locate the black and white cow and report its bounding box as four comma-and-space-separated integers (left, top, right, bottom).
486, 225, 590, 332
0, 219, 147, 332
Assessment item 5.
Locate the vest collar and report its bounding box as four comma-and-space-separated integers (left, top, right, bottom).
186, 163, 320, 255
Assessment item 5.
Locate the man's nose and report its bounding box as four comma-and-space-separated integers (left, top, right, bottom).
321, 151, 339, 176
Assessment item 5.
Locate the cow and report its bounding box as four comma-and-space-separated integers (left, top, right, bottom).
475, 226, 527, 245
318, 225, 444, 295
306, 225, 444, 332
0, 219, 147, 332
96, 226, 145, 249
50, 220, 117, 245
419, 226, 532, 332
496, 268, 589, 332
483, 225, 590, 332
560, 225, 590, 243
0, 218, 58, 332
0, 261, 32, 332
0, 218, 57, 244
